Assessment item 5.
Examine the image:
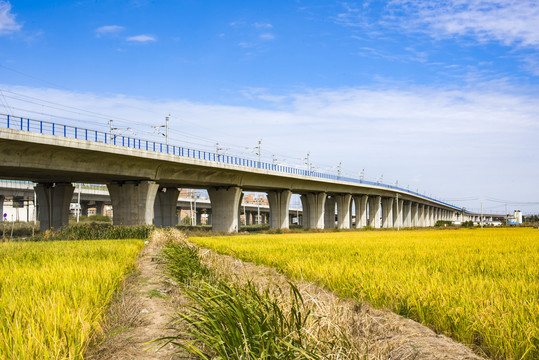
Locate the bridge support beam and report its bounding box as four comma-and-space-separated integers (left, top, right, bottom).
80, 201, 89, 217
154, 187, 180, 227
335, 194, 352, 229
418, 204, 425, 227
302, 192, 326, 229
108, 181, 159, 226
324, 196, 336, 229
382, 197, 394, 228
94, 201, 105, 216
412, 202, 419, 227
35, 182, 75, 232
368, 196, 381, 228
208, 186, 242, 232
267, 189, 292, 229
403, 201, 412, 227
353, 195, 367, 228
393, 198, 403, 228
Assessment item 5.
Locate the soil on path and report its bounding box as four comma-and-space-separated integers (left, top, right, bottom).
86, 238, 192, 360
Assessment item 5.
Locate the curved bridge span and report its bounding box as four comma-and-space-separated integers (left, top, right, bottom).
1, 114, 464, 232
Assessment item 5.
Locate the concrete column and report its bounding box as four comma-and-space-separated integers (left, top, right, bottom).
382, 198, 394, 228
245, 211, 251, 225
0, 195, 4, 218
368, 196, 381, 228
237, 193, 244, 228
412, 202, 419, 227
335, 194, 352, 229
196, 211, 202, 226
300, 195, 310, 228
267, 189, 292, 229
404, 201, 412, 227
35, 183, 75, 232
207, 187, 243, 232
430, 207, 435, 226
154, 187, 180, 227
307, 192, 326, 229
95, 201, 105, 216
80, 201, 90, 217
418, 204, 425, 227
207, 210, 212, 225
353, 195, 368, 228
324, 196, 336, 229
392, 198, 399, 228
107, 181, 159, 226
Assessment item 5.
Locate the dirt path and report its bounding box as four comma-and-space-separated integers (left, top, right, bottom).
86, 238, 192, 360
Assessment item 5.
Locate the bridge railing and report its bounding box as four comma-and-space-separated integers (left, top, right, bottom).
0, 113, 461, 210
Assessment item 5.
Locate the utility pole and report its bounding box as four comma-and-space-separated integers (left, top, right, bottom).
360, 169, 365, 181
337, 162, 342, 178
480, 200, 483, 229
109, 120, 113, 142
165, 114, 169, 146
305, 152, 311, 173
256, 139, 262, 167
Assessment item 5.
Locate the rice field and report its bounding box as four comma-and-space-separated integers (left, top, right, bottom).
0, 239, 144, 359
191, 228, 539, 360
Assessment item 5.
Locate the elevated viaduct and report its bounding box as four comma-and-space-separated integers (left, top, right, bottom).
1, 115, 466, 232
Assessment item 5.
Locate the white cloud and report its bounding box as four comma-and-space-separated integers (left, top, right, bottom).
126, 34, 156, 42
259, 33, 275, 40
389, 0, 539, 48
1, 83, 538, 211
0, 1, 22, 35
95, 25, 124, 37
253, 22, 272, 28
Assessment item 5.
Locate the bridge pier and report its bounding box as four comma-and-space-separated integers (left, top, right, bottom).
94, 201, 105, 216
413, 202, 419, 226
267, 189, 292, 229
352, 195, 367, 228
35, 182, 75, 231
208, 186, 242, 232
108, 181, 159, 226
368, 196, 381, 228
402, 201, 411, 227
335, 194, 352, 229
418, 204, 425, 227
302, 192, 326, 229
154, 187, 180, 227
324, 196, 336, 229
382, 197, 393, 228
0, 195, 4, 219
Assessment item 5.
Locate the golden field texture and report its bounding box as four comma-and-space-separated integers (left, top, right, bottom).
192, 228, 538, 360
0, 239, 144, 359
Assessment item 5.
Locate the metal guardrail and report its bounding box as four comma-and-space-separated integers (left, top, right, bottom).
0, 113, 462, 210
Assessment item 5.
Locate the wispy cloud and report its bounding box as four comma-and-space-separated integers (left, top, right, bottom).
388, 0, 539, 48
0, 1, 22, 35
259, 33, 275, 40
253, 22, 272, 28
126, 34, 156, 43
95, 25, 124, 37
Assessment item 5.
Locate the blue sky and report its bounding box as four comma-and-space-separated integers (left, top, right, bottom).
1, 0, 538, 213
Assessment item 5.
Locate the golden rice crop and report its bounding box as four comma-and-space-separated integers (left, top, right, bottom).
0, 239, 144, 359
192, 228, 539, 360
